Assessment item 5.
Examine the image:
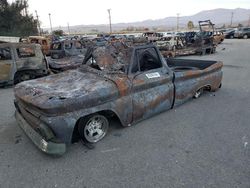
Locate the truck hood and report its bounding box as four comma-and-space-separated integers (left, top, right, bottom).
14, 69, 119, 114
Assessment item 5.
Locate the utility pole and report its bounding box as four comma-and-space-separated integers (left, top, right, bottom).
48, 13, 53, 34
35, 10, 41, 36
24, 0, 28, 16
248, 15, 250, 27
176, 13, 180, 32
67, 23, 70, 35
107, 9, 112, 34
230, 12, 234, 27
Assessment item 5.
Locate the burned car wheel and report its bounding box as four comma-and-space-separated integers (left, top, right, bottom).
14, 72, 36, 85
193, 88, 203, 99
78, 114, 109, 143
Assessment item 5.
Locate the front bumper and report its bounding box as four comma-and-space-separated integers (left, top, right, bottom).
15, 110, 66, 156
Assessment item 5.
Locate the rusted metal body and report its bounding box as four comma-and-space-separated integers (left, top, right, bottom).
14, 42, 223, 155
0, 43, 49, 86
47, 39, 87, 73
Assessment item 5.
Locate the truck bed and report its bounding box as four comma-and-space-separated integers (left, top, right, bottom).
166, 58, 220, 72
165, 58, 223, 106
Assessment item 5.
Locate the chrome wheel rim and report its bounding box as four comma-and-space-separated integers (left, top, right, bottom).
194, 90, 202, 98
84, 115, 108, 143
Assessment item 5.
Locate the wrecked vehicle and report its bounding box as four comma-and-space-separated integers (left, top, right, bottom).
159, 32, 215, 58
47, 39, 87, 73
27, 36, 51, 56
14, 42, 223, 155
0, 43, 49, 86
142, 32, 164, 42
213, 31, 225, 44
158, 21, 216, 58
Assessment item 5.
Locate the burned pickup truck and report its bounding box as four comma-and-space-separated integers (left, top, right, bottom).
14, 42, 222, 155
0, 43, 49, 86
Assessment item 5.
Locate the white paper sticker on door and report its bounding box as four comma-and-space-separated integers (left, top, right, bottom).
146, 72, 160, 79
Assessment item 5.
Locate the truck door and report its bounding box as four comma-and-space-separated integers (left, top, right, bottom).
0, 46, 14, 83
131, 47, 174, 122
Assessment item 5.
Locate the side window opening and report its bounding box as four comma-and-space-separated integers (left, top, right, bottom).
138, 48, 162, 72
30, 39, 39, 43
42, 40, 47, 45
64, 42, 72, 49
75, 41, 82, 49
0, 47, 12, 60
16, 47, 35, 58
51, 43, 62, 50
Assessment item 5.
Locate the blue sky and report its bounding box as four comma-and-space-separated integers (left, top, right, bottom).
21, 0, 250, 28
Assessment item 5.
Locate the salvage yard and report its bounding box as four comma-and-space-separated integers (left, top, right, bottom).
0, 39, 250, 187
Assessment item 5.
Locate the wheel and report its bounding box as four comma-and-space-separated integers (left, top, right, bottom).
243, 35, 248, 39
230, 35, 234, 39
14, 72, 35, 85
78, 114, 109, 143
211, 47, 216, 54
193, 88, 203, 99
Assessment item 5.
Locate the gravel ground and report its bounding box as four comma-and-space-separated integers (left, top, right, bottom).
0, 39, 249, 188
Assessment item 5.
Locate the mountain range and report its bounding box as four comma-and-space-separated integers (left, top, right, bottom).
52, 8, 250, 33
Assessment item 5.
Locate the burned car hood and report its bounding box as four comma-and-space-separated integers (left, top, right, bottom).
47, 55, 85, 71
14, 69, 119, 114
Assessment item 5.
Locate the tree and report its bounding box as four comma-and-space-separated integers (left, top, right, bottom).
238, 23, 243, 28
52, 30, 64, 36
0, 0, 38, 37
187, 21, 194, 30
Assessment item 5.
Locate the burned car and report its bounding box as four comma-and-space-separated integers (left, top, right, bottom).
158, 21, 216, 58
213, 31, 225, 44
27, 36, 51, 56
47, 39, 87, 73
0, 43, 49, 86
14, 42, 222, 155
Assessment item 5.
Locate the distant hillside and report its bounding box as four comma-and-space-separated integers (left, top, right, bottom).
51, 8, 250, 33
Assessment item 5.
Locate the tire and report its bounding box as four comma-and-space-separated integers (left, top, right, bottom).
211, 47, 216, 54
243, 35, 248, 39
14, 72, 35, 85
78, 114, 109, 143
230, 35, 234, 39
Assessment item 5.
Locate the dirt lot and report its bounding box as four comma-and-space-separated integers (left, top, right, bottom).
0, 39, 250, 188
